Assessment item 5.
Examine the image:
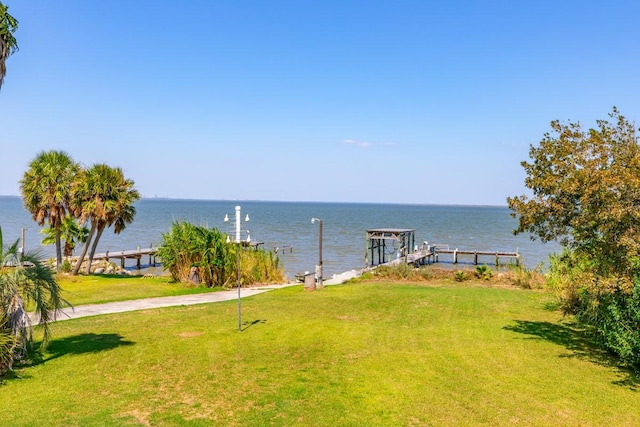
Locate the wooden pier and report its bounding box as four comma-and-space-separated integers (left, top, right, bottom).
92, 247, 159, 269
429, 245, 520, 266
381, 245, 520, 267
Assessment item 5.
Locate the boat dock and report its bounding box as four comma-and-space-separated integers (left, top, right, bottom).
366, 228, 520, 268
92, 247, 159, 269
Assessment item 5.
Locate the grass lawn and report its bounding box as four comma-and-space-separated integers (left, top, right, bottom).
3, 281, 640, 426
55, 274, 226, 306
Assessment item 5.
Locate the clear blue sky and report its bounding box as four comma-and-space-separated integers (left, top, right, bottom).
1, 0, 638, 205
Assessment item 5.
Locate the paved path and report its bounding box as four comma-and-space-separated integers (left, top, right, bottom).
50, 269, 364, 323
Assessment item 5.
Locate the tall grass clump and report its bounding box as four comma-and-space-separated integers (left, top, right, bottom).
368, 263, 435, 281
239, 247, 286, 285
506, 263, 545, 289
157, 221, 284, 287
157, 221, 233, 286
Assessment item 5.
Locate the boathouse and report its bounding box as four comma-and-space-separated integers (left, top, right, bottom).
366, 228, 416, 267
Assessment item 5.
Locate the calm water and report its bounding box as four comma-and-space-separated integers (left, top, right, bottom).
0, 196, 562, 279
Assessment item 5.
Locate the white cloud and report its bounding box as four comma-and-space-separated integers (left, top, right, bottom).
342, 139, 372, 149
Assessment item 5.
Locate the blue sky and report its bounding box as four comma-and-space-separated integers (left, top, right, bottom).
1, 0, 638, 205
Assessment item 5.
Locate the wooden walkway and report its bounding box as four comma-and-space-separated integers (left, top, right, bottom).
383, 245, 520, 267
432, 246, 520, 266
92, 247, 159, 269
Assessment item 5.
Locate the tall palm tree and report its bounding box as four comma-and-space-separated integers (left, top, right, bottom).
0, 2, 18, 90
71, 164, 140, 275
0, 226, 69, 374
20, 150, 80, 271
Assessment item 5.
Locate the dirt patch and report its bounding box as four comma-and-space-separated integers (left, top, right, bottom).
178, 331, 204, 338
119, 409, 151, 426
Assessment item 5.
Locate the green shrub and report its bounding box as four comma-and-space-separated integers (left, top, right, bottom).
454, 270, 466, 282
60, 259, 72, 273
475, 264, 493, 280
579, 283, 640, 368
157, 221, 284, 287
547, 249, 640, 368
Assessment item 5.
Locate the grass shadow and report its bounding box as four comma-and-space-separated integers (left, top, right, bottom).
504, 320, 640, 389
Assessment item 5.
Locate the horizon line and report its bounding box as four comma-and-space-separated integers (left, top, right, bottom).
0, 194, 508, 208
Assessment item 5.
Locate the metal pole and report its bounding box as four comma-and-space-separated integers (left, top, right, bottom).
225, 206, 244, 331
237, 241, 241, 332
318, 219, 323, 287
20, 227, 25, 261
235, 206, 241, 244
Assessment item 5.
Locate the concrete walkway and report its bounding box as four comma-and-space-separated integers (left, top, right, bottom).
51, 268, 364, 322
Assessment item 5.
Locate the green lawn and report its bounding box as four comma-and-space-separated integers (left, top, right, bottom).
56, 274, 224, 306
3, 281, 640, 426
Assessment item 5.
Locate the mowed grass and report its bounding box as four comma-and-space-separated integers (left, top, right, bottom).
4, 281, 640, 426
56, 274, 223, 306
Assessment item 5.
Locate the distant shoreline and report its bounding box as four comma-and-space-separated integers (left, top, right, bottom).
0, 194, 509, 209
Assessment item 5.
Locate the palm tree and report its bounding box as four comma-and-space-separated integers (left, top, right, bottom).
20, 150, 80, 271
71, 164, 140, 275
40, 215, 89, 258
0, 2, 19, 90
0, 226, 69, 375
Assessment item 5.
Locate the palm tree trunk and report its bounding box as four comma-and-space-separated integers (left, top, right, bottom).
85, 224, 106, 274
64, 241, 72, 258
72, 222, 96, 276
55, 226, 63, 272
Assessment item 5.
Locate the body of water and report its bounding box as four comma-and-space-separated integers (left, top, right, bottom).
0, 196, 562, 279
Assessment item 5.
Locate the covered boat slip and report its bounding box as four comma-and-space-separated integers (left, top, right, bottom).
365, 228, 521, 268
366, 228, 417, 267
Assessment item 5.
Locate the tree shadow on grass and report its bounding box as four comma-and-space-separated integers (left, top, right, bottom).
3, 333, 135, 385
504, 320, 640, 389
34, 333, 135, 364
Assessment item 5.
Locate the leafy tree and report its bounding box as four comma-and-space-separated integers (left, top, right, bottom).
40, 215, 89, 257
508, 107, 640, 279
508, 107, 640, 367
70, 164, 140, 275
0, 226, 69, 375
0, 1, 18, 90
20, 150, 80, 271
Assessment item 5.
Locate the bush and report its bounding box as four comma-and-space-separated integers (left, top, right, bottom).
475, 264, 493, 280
60, 258, 72, 273
157, 221, 284, 287
454, 271, 466, 282
579, 283, 640, 368
547, 249, 640, 368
